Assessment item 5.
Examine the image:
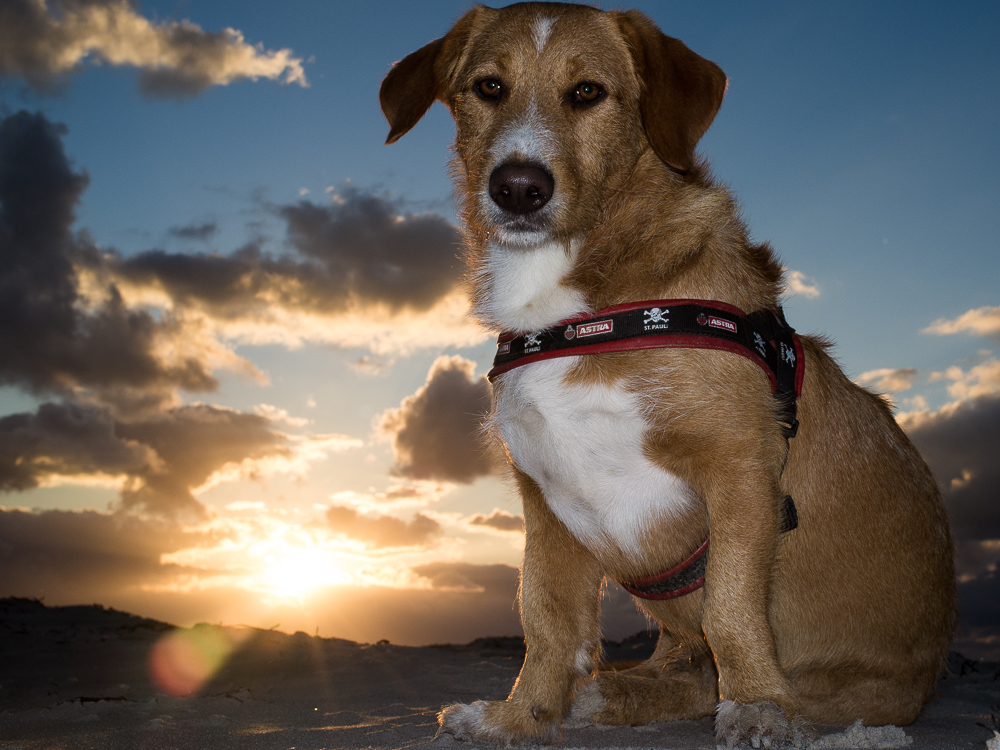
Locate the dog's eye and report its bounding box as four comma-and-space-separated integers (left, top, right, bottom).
570, 81, 605, 107
474, 78, 503, 101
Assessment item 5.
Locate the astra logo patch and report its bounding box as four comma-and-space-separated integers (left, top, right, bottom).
575, 319, 613, 338
498, 341, 511, 355
708, 316, 736, 333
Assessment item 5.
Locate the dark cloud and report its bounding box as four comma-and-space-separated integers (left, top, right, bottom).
115, 404, 296, 518
954, 571, 1000, 660
0, 507, 220, 602
0, 110, 217, 405
379, 356, 494, 483
169, 221, 217, 241
326, 505, 441, 548
906, 393, 1000, 543
104, 188, 463, 319
469, 509, 524, 533
0, 402, 154, 492
413, 561, 519, 593
0, 401, 297, 519
0, 0, 306, 98
279, 190, 462, 311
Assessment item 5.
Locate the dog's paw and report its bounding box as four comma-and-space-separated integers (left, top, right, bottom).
565, 680, 607, 728
437, 700, 561, 744
714, 700, 815, 749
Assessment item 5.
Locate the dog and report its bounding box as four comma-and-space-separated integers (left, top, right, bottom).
380, 4, 956, 747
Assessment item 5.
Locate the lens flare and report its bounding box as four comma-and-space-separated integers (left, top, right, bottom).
147, 625, 246, 697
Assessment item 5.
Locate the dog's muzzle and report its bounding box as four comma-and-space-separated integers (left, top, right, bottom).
488, 163, 553, 214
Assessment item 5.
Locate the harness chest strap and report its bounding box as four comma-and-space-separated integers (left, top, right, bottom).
489, 299, 805, 601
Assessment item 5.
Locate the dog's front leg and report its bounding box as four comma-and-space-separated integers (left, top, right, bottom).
701, 473, 813, 748
438, 468, 603, 744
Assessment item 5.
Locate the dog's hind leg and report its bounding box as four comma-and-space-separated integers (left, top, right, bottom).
438, 468, 604, 744
569, 623, 718, 726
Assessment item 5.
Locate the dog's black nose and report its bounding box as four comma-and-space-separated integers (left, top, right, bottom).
488, 163, 553, 214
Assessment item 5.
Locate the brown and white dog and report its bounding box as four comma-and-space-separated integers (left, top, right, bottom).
380, 3, 956, 747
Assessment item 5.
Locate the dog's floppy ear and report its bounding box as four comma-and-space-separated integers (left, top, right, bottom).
615, 11, 727, 173
380, 9, 481, 145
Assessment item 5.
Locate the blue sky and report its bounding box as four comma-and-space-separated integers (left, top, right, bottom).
1, 1, 998, 655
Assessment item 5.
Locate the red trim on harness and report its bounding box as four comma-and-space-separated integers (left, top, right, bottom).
619, 538, 709, 600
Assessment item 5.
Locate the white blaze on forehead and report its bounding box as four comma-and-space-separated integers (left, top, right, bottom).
532, 15, 557, 53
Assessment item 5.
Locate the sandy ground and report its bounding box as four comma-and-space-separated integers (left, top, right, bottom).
1, 598, 998, 750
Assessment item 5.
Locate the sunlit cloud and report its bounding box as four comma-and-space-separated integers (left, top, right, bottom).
925, 358, 1000, 404
856, 367, 918, 393
924, 305, 1000, 343
253, 403, 310, 427
326, 505, 441, 549
329, 482, 450, 512
0, 0, 307, 98
0, 400, 360, 519
782, 268, 820, 299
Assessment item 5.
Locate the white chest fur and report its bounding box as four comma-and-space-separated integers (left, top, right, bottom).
494, 358, 693, 559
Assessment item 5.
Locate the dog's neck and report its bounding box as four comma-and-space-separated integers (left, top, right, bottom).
470, 237, 590, 334
569, 154, 785, 315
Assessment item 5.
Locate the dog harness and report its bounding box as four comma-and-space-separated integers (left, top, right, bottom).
488, 299, 805, 600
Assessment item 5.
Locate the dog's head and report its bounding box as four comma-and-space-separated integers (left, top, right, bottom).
380, 3, 727, 248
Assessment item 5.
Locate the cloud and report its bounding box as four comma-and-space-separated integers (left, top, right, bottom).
169, 221, 217, 241
412, 561, 518, 593
0, 401, 360, 519
378, 356, 494, 483
101, 186, 464, 317
856, 367, 918, 393
0, 110, 227, 408
0, 402, 156, 492
0, 0, 306, 98
924, 305, 1000, 343
955, 570, 1000, 660
903, 392, 1000, 544
95, 186, 460, 320
92, 186, 480, 355
469, 509, 524, 534
782, 269, 820, 299
1, 110, 481, 414
0, 507, 220, 601
927, 358, 1000, 403
326, 505, 441, 549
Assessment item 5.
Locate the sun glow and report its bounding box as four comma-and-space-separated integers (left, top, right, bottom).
249, 541, 354, 600
158, 510, 446, 602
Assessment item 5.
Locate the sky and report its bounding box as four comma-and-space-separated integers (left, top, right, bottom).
0, 0, 998, 659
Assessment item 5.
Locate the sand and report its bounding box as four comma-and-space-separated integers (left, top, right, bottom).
1, 597, 998, 750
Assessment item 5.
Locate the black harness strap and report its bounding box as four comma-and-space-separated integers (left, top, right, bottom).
489, 299, 805, 601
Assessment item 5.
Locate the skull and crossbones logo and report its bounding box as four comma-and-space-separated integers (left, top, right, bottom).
644, 307, 669, 324
524, 332, 542, 348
